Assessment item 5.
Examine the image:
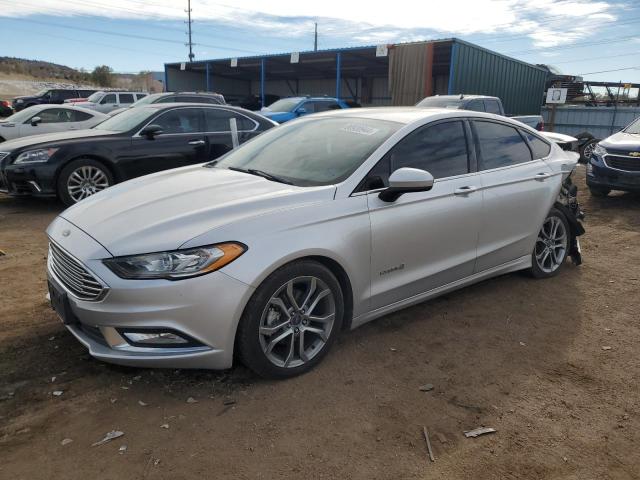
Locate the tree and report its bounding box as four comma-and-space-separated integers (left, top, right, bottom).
91, 65, 113, 87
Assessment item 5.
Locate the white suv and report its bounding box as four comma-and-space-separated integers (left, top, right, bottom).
75, 91, 147, 113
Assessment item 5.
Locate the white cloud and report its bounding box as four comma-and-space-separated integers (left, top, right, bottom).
0, 0, 621, 48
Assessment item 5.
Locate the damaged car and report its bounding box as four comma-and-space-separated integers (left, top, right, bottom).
45, 108, 584, 378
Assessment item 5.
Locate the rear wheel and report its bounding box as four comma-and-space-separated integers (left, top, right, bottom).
237, 260, 344, 378
530, 208, 570, 279
589, 186, 610, 197
57, 158, 114, 206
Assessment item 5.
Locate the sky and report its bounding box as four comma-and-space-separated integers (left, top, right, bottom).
0, 0, 639, 83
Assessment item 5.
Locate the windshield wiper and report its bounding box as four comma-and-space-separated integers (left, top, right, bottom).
227, 166, 293, 185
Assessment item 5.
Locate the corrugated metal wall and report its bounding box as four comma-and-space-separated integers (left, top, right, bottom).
541, 106, 640, 138
449, 40, 548, 116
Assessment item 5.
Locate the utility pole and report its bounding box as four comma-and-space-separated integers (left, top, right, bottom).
314, 22, 318, 51
185, 0, 195, 62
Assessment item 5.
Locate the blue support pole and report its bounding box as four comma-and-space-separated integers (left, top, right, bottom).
206, 62, 211, 92
163, 65, 169, 92
336, 52, 342, 99
260, 58, 266, 108
447, 42, 458, 95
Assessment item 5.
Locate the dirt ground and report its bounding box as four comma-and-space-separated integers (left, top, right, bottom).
0, 167, 639, 479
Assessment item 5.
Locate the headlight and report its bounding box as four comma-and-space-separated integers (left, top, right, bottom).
14, 148, 59, 164
16, 99, 23, 104
593, 143, 607, 157
103, 242, 246, 280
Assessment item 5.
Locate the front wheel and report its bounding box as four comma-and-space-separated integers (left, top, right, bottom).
237, 260, 344, 378
57, 158, 114, 206
530, 208, 570, 279
579, 139, 599, 163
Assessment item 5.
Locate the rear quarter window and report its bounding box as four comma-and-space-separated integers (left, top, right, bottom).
522, 131, 551, 159
474, 121, 533, 170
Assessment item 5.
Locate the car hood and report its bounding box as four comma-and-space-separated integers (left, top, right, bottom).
0, 129, 116, 151
260, 111, 293, 123
601, 131, 640, 152
12, 95, 35, 101
60, 165, 336, 256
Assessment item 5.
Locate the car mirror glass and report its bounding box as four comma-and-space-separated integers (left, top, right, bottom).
378, 167, 434, 202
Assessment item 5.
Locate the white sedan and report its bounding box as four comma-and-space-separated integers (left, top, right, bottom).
0, 105, 108, 142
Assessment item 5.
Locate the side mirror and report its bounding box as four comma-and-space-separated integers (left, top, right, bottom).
378, 167, 434, 202
140, 124, 164, 138
31, 116, 42, 126
296, 107, 307, 115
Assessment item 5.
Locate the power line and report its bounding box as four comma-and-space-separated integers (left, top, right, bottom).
505, 34, 640, 55
577, 66, 640, 75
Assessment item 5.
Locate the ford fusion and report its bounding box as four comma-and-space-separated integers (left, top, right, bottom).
0, 103, 275, 205
46, 108, 583, 378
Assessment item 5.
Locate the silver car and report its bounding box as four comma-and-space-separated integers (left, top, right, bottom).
46, 108, 579, 378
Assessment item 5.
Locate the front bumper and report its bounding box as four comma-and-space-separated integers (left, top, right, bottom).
586, 155, 640, 192
46, 217, 255, 370
0, 159, 58, 196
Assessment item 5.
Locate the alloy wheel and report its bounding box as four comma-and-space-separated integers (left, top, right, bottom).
67, 166, 110, 202
258, 276, 336, 369
582, 141, 596, 161
535, 216, 568, 274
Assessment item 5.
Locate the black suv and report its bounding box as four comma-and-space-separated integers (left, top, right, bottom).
12, 88, 98, 112
0, 103, 275, 205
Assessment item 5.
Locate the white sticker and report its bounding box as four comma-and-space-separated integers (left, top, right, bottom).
229, 118, 239, 148
341, 124, 380, 136
180, 62, 186, 70
230, 58, 238, 67
376, 44, 388, 57
290, 52, 300, 63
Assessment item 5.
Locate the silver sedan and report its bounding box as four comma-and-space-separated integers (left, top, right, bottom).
46, 108, 580, 378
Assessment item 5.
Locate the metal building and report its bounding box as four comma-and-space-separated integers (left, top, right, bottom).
164, 38, 548, 115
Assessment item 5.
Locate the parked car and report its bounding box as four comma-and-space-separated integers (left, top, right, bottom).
0, 100, 13, 117
109, 92, 226, 116
417, 95, 544, 131
237, 94, 280, 111
260, 96, 349, 123
12, 88, 98, 112
586, 116, 640, 196
74, 91, 147, 114
0, 105, 108, 142
43, 107, 583, 378
0, 104, 276, 205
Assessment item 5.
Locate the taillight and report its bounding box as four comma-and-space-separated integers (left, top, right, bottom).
536, 120, 544, 131
1, 101, 9, 107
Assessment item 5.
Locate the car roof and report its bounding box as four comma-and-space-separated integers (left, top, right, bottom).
141, 102, 254, 112
310, 106, 520, 126
426, 95, 497, 101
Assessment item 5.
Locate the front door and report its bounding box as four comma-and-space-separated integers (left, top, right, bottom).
472, 120, 558, 271
365, 120, 482, 310
123, 107, 207, 179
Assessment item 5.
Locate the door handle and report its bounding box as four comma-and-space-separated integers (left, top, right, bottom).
454, 185, 478, 196
534, 172, 551, 181
188, 140, 206, 146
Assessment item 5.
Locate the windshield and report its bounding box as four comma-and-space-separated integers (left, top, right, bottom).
130, 93, 163, 107
213, 117, 401, 186
86, 92, 103, 102
2, 107, 41, 124
264, 98, 302, 112
416, 97, 463, 109
624, 118, 640, 134
93, 107, 155, 132
35, 89, 50, 97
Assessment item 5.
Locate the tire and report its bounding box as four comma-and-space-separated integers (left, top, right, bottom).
530, 208, 571, 279
0, 136, 5, 143
57, 158, 114, 206
237, 260, 344, 379
589, 186, 610, 197
579, 139, 599, 163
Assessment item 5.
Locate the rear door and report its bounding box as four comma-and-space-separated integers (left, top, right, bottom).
365, 119, 483, 309
202, 108, 260, 161
472, 120, 557, 271
124, 107, 207, 178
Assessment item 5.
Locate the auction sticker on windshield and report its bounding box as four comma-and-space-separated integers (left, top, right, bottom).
341, 124, 380, 136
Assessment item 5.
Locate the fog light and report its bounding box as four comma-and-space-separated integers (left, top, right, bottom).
117, 329, 202, 348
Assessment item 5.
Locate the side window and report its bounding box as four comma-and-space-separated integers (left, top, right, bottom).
157, 96, 177, 103
71, 110, 93, 122
136, 93, 147, 100
466, 100, 485, 112
389, 121, 470, 179
153, 108, 202, 134
474, 121, 532, 170
119, 93, 135, 104
204, 109, 256, 132
101, 94, 117, 105
311, 101, 334, 113
202, 96, 223, 104
36, 108, 73, 123
484, 100, 502, 115
50, 90, 77, 102
522, 130, 551, 159
299, 102, 315, 113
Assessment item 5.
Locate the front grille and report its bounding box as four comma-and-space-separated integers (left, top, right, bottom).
604, 155, 640, 172
48, 242, 106, 301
